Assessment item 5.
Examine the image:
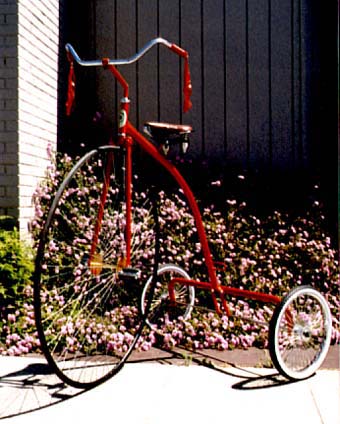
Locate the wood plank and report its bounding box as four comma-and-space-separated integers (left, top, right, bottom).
247, 0, 271, 169
158, 0, 181, 123
291, 0, 302, 169
299, 0, 312, 169
270, 0, 293, 170
116, 0, 137, 126
180, 0, 203, 157
137, 0, 159, 129
94, 1, 116, 126
225, 0, 248, 166
202, 0, 225, 159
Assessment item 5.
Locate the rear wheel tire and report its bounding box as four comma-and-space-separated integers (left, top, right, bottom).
141, 264, 195, 333
269, 285, 332, 380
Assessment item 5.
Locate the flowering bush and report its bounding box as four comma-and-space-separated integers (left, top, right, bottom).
0, 150, 339, 356
152, 182, 339, 349
0, 284, 40, 355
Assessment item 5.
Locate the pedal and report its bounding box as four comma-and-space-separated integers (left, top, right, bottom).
119, 267, 141, 281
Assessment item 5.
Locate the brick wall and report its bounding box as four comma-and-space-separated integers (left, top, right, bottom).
0, 0, 59, 238
0, 0, 18, 221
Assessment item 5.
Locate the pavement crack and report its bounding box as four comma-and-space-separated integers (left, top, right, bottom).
310, 387, 325, 424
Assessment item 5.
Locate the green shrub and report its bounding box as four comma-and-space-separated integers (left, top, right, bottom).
0, 228, 38, 355
0, 228, 34, 309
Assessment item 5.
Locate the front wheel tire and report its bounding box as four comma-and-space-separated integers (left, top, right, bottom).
34, 146, 159, 389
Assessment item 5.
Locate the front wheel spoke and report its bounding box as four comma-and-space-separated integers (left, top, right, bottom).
43, 268, 117, 354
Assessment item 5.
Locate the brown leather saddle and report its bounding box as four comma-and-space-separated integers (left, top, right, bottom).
143, 121, 192, 154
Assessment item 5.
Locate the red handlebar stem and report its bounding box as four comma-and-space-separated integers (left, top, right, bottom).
102, 58, 129, 99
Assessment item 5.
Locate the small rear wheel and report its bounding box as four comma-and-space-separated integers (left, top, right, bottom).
269, 285, 332, 380
141, 264, 195, 332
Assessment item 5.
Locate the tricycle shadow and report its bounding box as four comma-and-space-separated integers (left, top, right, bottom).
128, 345, 299, 390
231, 371, 295, 390
0, 357, 84, 420
182, 347, 299, 390
0, 347, 300, 420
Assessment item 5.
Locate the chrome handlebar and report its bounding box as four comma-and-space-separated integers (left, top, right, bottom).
65, 37, 172, 67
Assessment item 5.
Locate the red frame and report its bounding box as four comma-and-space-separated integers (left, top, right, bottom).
91, 47, 281, 316
126, 122, 281, 313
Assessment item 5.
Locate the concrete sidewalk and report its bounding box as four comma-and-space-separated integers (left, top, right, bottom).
0, 348, 339, 424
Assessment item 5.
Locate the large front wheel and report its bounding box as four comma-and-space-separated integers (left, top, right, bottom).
34, 146, 159, 388
269, 285, 332, 380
